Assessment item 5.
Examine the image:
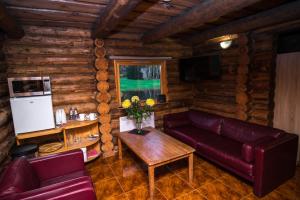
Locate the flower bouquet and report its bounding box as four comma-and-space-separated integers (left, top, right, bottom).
121, 96, 155, 135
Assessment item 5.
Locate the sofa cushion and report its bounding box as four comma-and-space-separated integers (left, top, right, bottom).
195, 133, 254, 177
165, 125, 205, 148
0, 157, 40, 197
188, 110, 223, 134
221, 118, 283, 143
40, 170, 89, 187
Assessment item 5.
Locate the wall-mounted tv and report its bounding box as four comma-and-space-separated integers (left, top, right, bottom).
179, 55, 221, 82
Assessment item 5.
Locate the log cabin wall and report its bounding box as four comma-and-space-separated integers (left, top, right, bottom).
0, 34, 14, 172
102, 36, 193, 148
3, 25, 97, 114
191, 33, 276, 126
248, 33, 276, 126
191, 41, 239, 118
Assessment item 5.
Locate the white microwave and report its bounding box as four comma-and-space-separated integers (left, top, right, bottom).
8, 76, 52, 98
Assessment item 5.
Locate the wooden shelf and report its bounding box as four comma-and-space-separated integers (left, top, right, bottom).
87, 152, 101, 162
16, 128, 63, 141
17, 120, 101, 162
66, 137, 100, 151
62, 120, 98, 130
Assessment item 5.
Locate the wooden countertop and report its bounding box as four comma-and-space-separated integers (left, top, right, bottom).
16, 120, 98, 140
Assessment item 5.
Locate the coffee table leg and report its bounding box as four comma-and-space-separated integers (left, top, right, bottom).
148, 166, 155, 199
118, 137, 122, 160
188, 153, 193, 184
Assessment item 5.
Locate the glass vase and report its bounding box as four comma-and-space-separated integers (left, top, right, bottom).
135, 118, 143, 134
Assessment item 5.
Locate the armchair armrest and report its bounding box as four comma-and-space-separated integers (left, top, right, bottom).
29, 150, 85, 182
15, 177, 96, 200
253, 133, 298, 197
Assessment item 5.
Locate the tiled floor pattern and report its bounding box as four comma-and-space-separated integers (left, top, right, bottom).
86, 150, 300, 200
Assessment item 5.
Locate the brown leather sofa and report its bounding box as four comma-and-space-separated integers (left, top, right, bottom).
163, 110, 298, 197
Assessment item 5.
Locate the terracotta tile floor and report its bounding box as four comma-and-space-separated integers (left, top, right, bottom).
86, 150, 300, 200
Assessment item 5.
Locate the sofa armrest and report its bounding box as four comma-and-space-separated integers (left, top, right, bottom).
241, 136, 274, 163
14, 176, 96, 200
29, 150, 85, 182
253, 133, 298, 197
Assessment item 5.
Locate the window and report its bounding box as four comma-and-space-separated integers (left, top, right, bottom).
114, 60, 167, 104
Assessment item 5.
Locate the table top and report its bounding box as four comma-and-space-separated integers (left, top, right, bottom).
118, 127, 195, 166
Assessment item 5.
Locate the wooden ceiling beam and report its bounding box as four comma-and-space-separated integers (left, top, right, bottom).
93, 0, 143, 38
141, 0, 262, 43
186, 1, 300, 44
0, 2, 24, 39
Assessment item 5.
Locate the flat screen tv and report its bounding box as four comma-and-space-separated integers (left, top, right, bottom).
179, 55, 221, 82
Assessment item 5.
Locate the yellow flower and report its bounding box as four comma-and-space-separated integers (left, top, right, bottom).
131, 96, 140, 102
146, 98, 155, 107
122, 99, 131, 109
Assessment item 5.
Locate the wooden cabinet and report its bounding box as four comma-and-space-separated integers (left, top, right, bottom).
16, 120, 101, 162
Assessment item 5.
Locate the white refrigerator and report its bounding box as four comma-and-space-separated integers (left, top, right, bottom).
10, 95, 55, 135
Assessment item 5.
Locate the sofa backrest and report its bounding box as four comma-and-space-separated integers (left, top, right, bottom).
188, 110, 223, 134
0, 157, 40, 197
221, 118, 284, 143
163, 111, 191, 129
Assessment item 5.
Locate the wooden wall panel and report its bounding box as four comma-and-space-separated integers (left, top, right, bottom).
0, 35, 14, 172
4, 25, 97, 114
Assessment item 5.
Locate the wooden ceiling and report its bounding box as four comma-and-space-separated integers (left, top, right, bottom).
2, 0, 299, 45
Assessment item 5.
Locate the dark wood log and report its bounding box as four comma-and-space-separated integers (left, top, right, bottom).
0, 2, 24, 38
7, 7, 97, 23
54, 103, 96, 114
23, 26, 91, 37
0, 123, 13, 143
8, 66, 96, 75
4, 0, 105, 14
5, 35, 94, 48
248, 118, 268, 126
95, 47, 106, 58
93, 0, 143, 38
95, 38, 104, 47
4, 46, 93, 55
186, 1, 300, 44
4, 25, 97, 117
142, 0, 261, 43
52, 92, 95, 106
0, 108, 10, 127
20, 19, 92, 29
5, 56, 93, 65
190, 107, 236, 119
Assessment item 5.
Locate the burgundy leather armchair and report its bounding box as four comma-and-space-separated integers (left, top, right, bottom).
0, 150, 96, 200
164, 110, 298, 197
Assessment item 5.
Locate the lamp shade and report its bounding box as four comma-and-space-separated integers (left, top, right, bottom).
220, 40, 232, 49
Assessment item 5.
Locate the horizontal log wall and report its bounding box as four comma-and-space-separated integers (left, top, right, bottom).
3, 26, 97, 114
103, 37, 193, 140
192, 33, 276, 126
191, 42, 239, 118
248, 33, 276, 126
0, 35, 14, 172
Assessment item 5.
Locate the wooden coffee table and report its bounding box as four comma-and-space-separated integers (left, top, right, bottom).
117, 127, 195, 199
